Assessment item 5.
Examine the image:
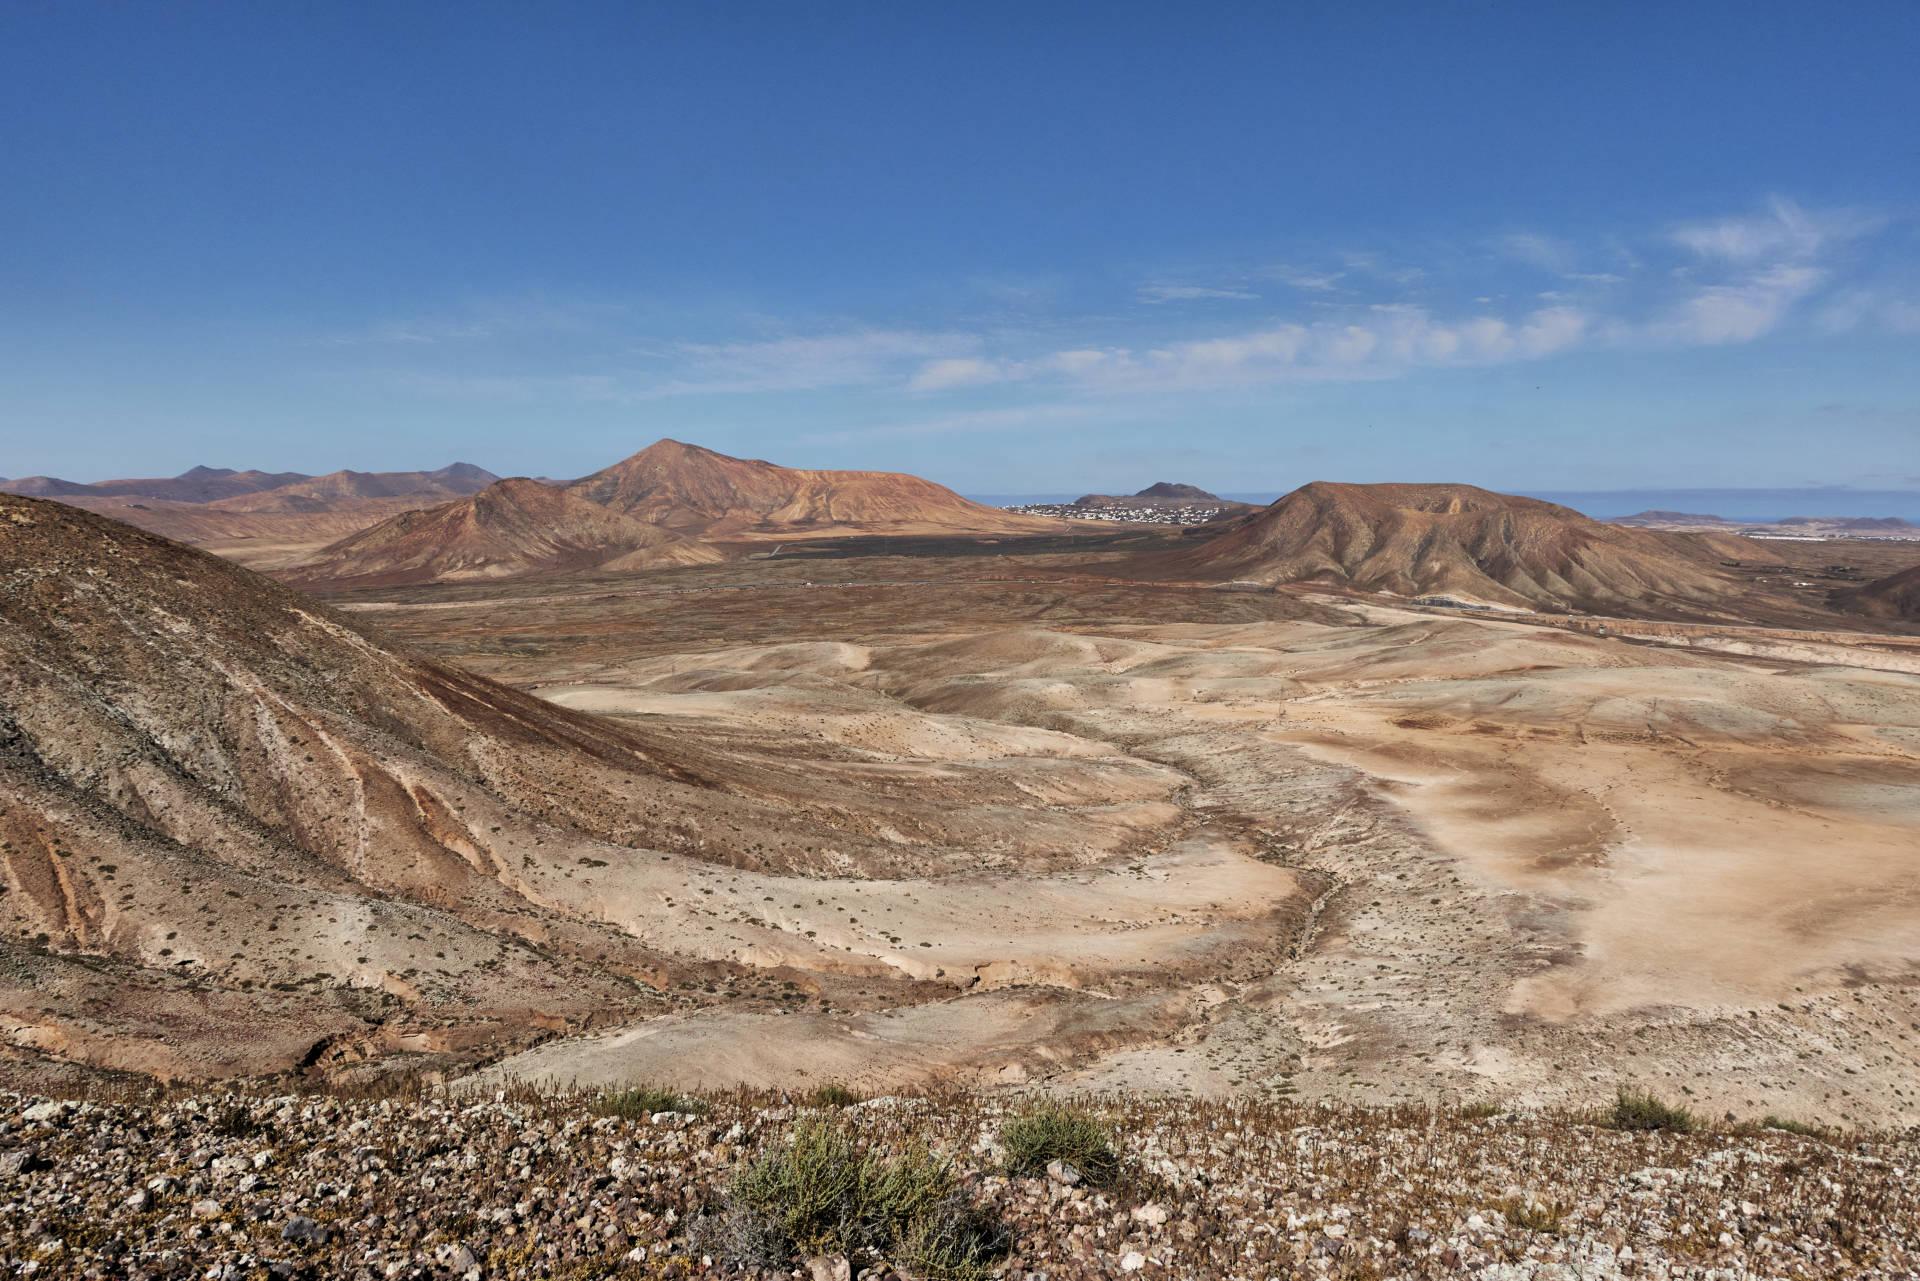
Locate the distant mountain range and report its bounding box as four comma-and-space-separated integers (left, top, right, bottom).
10, 456, 1918, 619
0, 464, 505, 570
0, 462, 497, 504
1609, 510, 1918, 538
971, 488, 1920, 524
275, 440, 1077, 587
1522, 489, 1920, 523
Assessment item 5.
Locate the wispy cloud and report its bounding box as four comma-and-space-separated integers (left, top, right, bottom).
1652, 265, 1825, 345
804, 404, 1094, 444
1281, 272, 1344, 292
1138, 281, 1260, 303
1500, 233, 1570, 272
908, 357, 1003, 391
1005, 302, 1597, 392
347, 198, 1909, 412
1670, 196, 1879, 263
1818, 289, 1920, 334
650, 329, 980, 395
313, 298, 623, 346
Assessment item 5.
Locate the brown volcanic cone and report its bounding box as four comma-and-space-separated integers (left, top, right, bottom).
278, 477, 722, 587
566, 437, 1066, 539
1166, 481, 1747, 611
1833, 563, 1920, 620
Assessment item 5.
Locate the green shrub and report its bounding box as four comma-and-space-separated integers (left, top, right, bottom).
807, 1083, 859, 1108
1501, 1197, 1565, 1233
1761, 1114, 1830, 1138
1606, 1087, 1695, 1133
900, 1194, 1011, 1281
999, 1101, 1120, 1186
591, 1085, 704, 1120
724, 1119, 1004, 1279
211, 1103, 274, 1141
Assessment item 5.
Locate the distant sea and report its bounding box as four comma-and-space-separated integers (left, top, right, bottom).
969, 489, 1920, 523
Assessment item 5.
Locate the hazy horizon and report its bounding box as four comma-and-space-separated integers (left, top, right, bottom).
12, 448, 1920, 524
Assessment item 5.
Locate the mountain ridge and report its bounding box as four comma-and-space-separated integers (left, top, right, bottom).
277, 477, 723, 587
565, 438, 1068, 539
0, 462, 496, 505
1161, 480, 1755, 612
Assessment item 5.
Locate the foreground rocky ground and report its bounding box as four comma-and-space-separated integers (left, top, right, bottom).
2, 1086, 1915, 1280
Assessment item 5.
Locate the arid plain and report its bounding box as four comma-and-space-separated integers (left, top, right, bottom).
339, 552, 1920, 1129
5, 446, 1920, 1136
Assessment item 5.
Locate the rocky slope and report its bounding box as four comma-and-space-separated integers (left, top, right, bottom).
276, 479, 722, 587
564, 439, 1068, 540
16, 465, 505, 571
1, 1088, 1912, 1280
220, 465, 499, 506
0, 464, 495, 506
2, 466, 313, 502
1165, 481, 1755, 613
0, 494, 1205, 1082
1833, 562, 1920, 620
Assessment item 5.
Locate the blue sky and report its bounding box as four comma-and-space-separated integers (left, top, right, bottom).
2, 2, 1917, 495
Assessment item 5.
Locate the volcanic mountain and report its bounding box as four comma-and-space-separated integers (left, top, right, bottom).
0, 462, 495, 505
277, 478, 722, 588
1075, 481, 1227, 505
1069, 481, 1251, 520
1609, 510, 1741, 528
211, 463, 500, 507
1832, 563, 1920, 620
1, 493, 1168, 1081
11, 463, 507, 572
1, 464, 311, 502
1138, 482, 1220, 501
1777, 515, 1915, 531
1163, 481, 1752, 612
564, 438, 1068, 539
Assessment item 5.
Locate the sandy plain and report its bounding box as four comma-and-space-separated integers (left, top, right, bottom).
307, 551, 1920, 1129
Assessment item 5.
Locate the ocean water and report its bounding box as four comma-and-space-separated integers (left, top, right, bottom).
1517, 490, 1920, 522
969, 489, 1920, 523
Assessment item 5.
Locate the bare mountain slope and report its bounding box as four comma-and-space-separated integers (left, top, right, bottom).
48, 494, 458, 572
1163, 481, 1753, 612
11, 464, 506, 572
211, 463, 499, 507
276, 478, 722, 587
1, 465, 310, 503
565, 438, 1068, 539
1833, 563, 1920, 620
0, 462, 495, 506
0, 494, 1203, 1081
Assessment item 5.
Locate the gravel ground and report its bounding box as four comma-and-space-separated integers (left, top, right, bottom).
1, 1087, 1915, 1280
